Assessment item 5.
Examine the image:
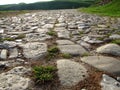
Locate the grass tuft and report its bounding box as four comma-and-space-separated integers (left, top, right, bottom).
79, 0, 120, 17
33, 65, 57, 83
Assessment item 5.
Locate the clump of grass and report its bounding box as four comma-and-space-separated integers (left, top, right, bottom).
97, 37, 105, 41
0, 35, 25, 42
106, 33, 112, 37
47, 46, 59, 60
48, 46, 59, 53
82, 52, 90, 57
111, 39, 120, 45
79, 31, 84, 36
3, 37, 15, 41
15, 34, 25, 39
47, 30, 57, 37
61, 53, 72, 59
33, 65, 57, 83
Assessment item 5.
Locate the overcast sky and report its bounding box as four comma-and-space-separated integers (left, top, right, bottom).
0, 0, 53, 5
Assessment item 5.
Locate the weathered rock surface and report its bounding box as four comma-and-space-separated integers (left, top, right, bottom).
56, 40, 75, 45
0, 66, 32, 90
9, 48, 18, 58
57, 59, 88, 86
0, 49, 8, 59
57, 30, 70, 39
81, 56, 120, 75
0, 9, 120, 89
96, 44, 120, 56
25, 33, 51, 41
22, 42, 47, 60
0, 60, 23, 68
58, 44, 88, 56
101, 74, 120, 90
109, 34, 120, 39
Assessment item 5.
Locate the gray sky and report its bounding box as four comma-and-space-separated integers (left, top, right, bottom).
0, 0, 53, 5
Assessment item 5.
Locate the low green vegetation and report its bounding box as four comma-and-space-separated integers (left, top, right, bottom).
61, 53, 72, 59
47, 46, 60, 60
33, 65, 57, 83
79, 31, 84, 35
15, 34, 25, 39
82, 52, 90, 57
111, 39, 120, 45
0, 10, 30, 17
0, 37, 15, 42
48, 46, 59, 54
47, 30, 57, 37
80, 0, 120, 17
0, 34, 25, 42
0, 0, 94, 11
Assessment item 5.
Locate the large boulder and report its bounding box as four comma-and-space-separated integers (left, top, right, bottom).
57, 59, 88, 86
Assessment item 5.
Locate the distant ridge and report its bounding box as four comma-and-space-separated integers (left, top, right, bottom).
0, 0, 95, 11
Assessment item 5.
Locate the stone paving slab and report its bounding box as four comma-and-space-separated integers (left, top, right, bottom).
56, 40, 75, 45
57, 59, 88, 86
58, 44, 88, 56
81, 56, 120, 76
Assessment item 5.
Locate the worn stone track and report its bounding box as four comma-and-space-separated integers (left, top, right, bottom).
0, 9, 120, 90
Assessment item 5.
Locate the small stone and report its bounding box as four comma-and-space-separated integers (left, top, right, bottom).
77, 40, 91, 49
3, 41, 17, 48
42, 24, 54, 29
117, 77, 120, 82
0, 49, 8, 59
9, 48, 18, 58
98, 25, 108, 28
109, 34, 120, 39
7, 66, 31, 76
55, 23, 67, 27
0, 29, 4, 34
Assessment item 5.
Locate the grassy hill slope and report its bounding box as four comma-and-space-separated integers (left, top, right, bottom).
80, 0, 120, 17
0, 0, 95, 11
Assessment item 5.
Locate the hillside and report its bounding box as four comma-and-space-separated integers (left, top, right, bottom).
0, 0, 95, 11
80, 0, 120, 17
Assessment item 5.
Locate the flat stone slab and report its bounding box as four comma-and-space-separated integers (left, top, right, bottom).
56, 40, 75, 45
22, 42, 47, 60
96, 44, 120, 56
57, 30, 70, 39
25, 33, 51, 41
58, 44, 88, 56
57, 59, 88, 86
81, 56, 120, 76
